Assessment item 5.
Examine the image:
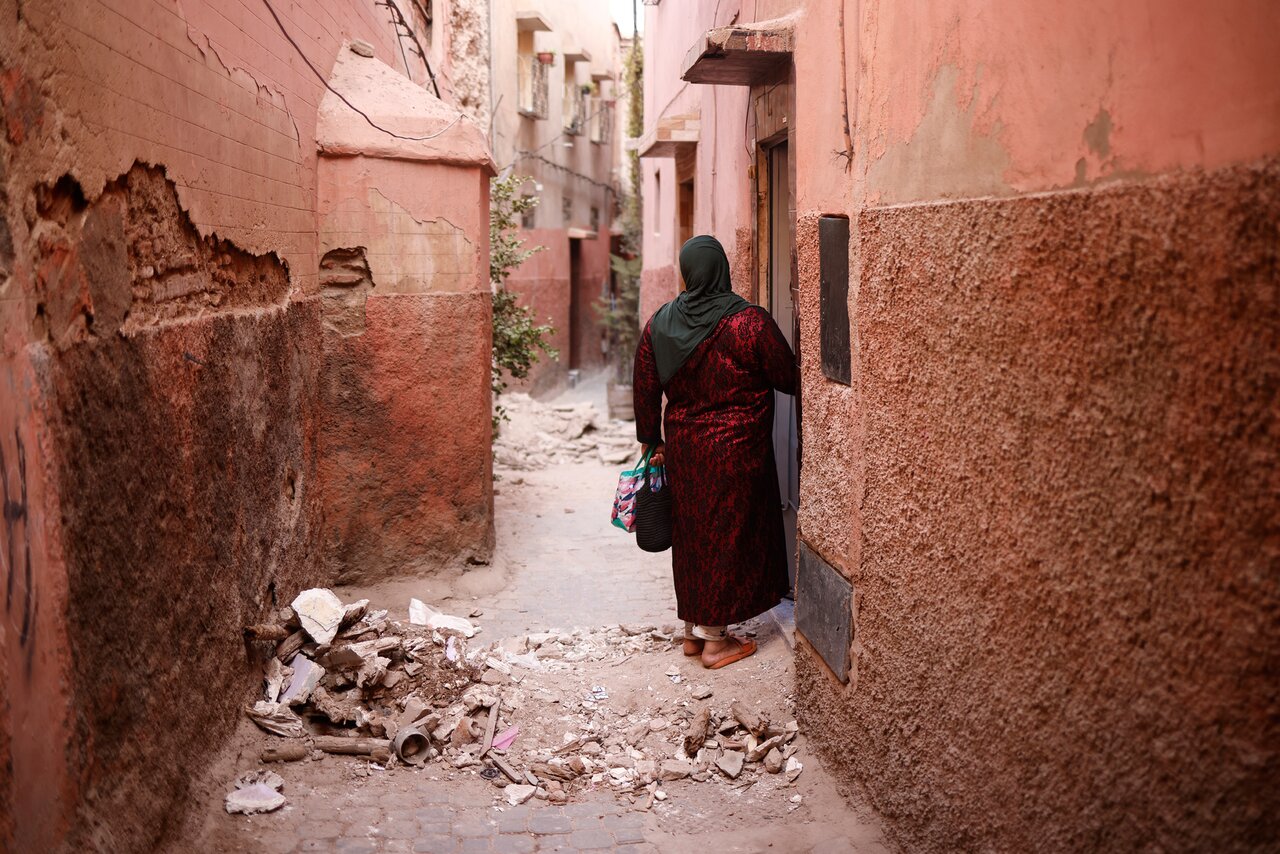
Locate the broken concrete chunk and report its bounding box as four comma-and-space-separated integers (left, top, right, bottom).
264, 657, 292, 703
659, 760, 692, 781
281, 655, 324, 706
291, 588, 345, 644
356, 655, 389, 688
225, 783, 285, 815
785, 756, 804, 782
245, 701, 305, 738
409, 599, 479, 637
504, 783, 536, 806
716, 750, 745, 779
691, 684, 713, 700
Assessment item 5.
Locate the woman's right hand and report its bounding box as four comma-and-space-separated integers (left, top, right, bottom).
642, 443, 666, 466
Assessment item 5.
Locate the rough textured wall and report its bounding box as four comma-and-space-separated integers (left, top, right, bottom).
639, 265, 677, 328
797, 159, 1280, 853
320, 275, 494, 582
448, 0, 491, 129
34, 165, 323, 851
793, 214, 858, 571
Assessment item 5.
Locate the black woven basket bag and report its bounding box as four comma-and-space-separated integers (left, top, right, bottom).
634, 460, 672, 553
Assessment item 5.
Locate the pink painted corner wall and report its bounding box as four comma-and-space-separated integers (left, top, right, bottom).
316, 155, 495, 583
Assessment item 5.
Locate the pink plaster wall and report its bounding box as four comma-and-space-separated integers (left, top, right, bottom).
0, 2, 490, 850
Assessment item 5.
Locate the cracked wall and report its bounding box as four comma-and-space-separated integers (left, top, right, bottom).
0, 3, 492, 851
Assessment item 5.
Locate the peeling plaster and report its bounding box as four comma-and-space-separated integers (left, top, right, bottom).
865, 65, 1013, 205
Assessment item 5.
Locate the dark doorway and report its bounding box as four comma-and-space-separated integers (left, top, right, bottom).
765, 139, 799, 590
568, 238, 582, 370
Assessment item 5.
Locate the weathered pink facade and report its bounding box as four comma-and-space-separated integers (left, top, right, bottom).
0, 2, 493, 850
489, 0, 624, 393
641, 1, 1279, 850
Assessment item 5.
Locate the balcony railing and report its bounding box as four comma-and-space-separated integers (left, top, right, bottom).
589, 98, 614, 145
563, 83, 586, 135
517, 55, 548, 119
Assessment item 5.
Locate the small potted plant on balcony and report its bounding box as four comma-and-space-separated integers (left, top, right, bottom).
536, 49, 555, 65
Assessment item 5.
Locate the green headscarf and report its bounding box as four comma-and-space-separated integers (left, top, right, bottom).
649, 235, 751, 384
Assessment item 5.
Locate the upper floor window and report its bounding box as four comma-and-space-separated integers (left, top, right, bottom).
516, 30, 550, 119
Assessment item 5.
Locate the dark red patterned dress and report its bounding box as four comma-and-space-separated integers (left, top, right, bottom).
633, 306, 797, 627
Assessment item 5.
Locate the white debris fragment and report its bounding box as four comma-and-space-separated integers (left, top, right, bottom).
291, 588, 345, 644
225, 783, 285, 815
245, 701, 305, 738
264, 657, 291, 703
409, 599, 478, 637
505, 784, 537, 805
785, 756, 804, 782
280, 655, 324, 706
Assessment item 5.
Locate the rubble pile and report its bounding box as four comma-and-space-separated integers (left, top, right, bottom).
493, 394, 636, 470
235, 590, 806, 814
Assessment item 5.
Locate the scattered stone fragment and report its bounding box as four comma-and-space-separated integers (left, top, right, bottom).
747, 734, 785, 762
408, 598, 478, 637
266, 657, 293, 703
659, 760, 692, 781
764, 748, 784, 774
280, 655, 323, 706
504, 783, 535, 804
225, 784, 285, 815
245, 701, 305, 738
785, 756, 804, 782
716, 750, 745, 779
648, 717, 671, 733
691, 684, 713, 700
291, 588, 345, 644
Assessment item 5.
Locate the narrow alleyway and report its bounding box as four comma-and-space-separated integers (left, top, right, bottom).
174, 376, 889, 854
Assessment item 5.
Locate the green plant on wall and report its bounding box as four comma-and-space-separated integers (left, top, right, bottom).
491, 173, 556, 433
596, 35, 643, 385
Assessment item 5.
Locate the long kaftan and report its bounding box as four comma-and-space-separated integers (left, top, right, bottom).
633, 306, 797, 627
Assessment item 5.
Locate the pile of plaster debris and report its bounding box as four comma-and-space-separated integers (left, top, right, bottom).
493, 393, 637, 470
232, 588, 805, 815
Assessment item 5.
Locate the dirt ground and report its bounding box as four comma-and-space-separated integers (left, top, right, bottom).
171, 376, 889, 854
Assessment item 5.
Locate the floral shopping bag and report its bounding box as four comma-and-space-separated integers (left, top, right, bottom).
612, 448, 665, 532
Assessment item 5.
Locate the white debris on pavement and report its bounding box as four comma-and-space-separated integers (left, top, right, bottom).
493, 394, 636, 470
239, 594, 808, 812
410, 598, 479, 637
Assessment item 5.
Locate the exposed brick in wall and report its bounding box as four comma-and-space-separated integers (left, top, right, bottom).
2, 0, 418, 297
797, 158, 1280, 854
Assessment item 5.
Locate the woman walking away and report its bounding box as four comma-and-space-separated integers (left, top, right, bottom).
633, 235, 797, 669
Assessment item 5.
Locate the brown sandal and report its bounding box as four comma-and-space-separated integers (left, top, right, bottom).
703, 637, 757, 670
